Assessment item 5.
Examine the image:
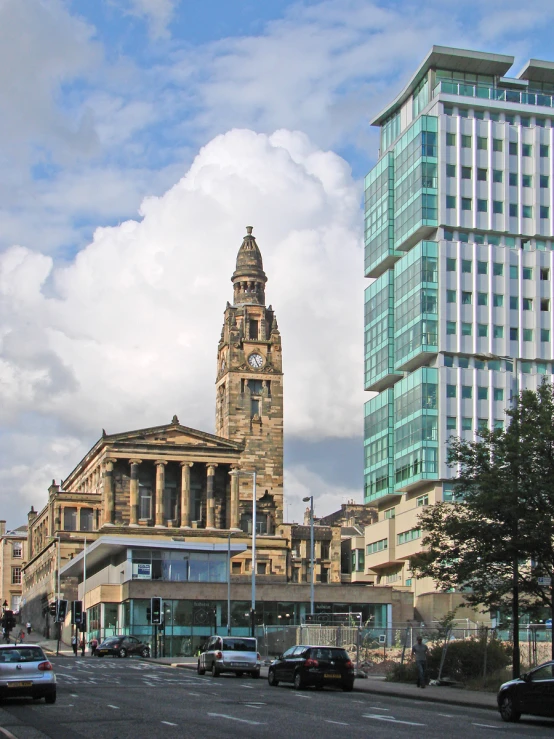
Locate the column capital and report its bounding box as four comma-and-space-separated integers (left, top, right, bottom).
129, 459, 142, 466
104, 457, 117, 470
179, 461, 194, 468
206, 463, 218, 472
154, 460, 168, 467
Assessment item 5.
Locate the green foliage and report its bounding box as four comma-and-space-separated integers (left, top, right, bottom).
412, 382, 554, 612
386, 637, 512, 684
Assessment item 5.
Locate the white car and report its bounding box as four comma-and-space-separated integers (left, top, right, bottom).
0, 644, 56, 703
197, 636, 260, 678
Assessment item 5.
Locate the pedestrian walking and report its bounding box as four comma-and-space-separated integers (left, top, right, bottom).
18, 630, 25, 644
411, 636, 429, 688
26, 621, 32, 635
90, 637, 98, 657
72, 634, 78, 656
80, 637, 85, 657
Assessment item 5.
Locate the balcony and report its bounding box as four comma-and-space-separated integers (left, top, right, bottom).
434, 80, 554, 109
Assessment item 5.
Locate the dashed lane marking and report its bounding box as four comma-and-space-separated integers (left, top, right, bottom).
325, 720, 349, 726
208, 713, 265, 726
107, 705, 120, 710
438, 714, 454, 718
472, 724, 500, 730
363, 714, 426, 727
368, 706, 389, 710
161, 721, 178, 726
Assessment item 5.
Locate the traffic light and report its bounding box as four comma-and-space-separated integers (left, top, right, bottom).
56, 599, 68, 623
79, 613, 87, 632
146, 607, 151, 623
71, 600, 83, 625
49, 602, 57, 616
151, 597, 162, 625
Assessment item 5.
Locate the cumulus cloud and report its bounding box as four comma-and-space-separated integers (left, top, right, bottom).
114, 0, 179, 38
0, 128, 364, 524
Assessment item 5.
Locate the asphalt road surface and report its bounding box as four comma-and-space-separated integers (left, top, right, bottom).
0, 657, 553, 738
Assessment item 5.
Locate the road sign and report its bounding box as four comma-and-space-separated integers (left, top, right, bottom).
537, 577, 552, 587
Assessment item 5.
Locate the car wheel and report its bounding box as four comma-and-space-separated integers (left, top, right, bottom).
252, 670, 260, 679
212, 662, 220, 677
235, 671, 243, 678
294, 671, 304, 690
141, 648, 150, 658
197, 661, 205, 676
499, 693, 521, 722
342, 682, 354, 692
118, 648, 127, 658
268, 669, 279, 687
45, 691, 56, 705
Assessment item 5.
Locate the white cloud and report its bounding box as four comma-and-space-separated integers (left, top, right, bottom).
0, 128, 364, 522
115, 0, 179, 38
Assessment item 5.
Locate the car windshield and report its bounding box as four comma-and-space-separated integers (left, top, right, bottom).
101, 638, 120, 645
309, 648, 349, 660
222, 638, 257, 652
0, 647, 46, 663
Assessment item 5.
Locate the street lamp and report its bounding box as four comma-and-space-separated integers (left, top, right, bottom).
475, 352, 521, 677
237, 470, 257, 636
302, 496, 315, 616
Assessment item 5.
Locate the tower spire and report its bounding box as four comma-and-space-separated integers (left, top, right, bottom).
231, 226, 267, 306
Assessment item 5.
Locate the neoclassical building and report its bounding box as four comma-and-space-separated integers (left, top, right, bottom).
22, 228, 412, 651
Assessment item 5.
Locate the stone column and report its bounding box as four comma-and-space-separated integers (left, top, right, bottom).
129, 459, 142, 526
229, 467, 240, 529
155, 461, 167, 527
180, 462, 193, 528
103, 458, 117, 526
206, 464, 217, 528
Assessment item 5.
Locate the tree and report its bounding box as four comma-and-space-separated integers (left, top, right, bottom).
412, 382, 554, 676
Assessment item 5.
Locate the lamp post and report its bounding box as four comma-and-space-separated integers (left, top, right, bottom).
476, 352, 520, 677
237, 470, 257, 636
302, 496, 315, 617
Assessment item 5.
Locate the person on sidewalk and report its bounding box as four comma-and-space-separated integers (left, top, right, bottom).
71, 634, 78, 656
411, 636, 429, 688
90, 637, 98, 657
26, 622, 32, 636
80, 637, 85, 657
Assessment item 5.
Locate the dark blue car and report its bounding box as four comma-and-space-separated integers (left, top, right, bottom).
497, 661, 554, 722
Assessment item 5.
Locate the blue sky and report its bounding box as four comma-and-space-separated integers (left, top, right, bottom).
1, 0, 554, 527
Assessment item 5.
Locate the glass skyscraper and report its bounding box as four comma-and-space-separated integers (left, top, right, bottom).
363, 46, 554, 592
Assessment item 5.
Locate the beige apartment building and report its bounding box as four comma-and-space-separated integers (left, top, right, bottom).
0, 521, 28, 615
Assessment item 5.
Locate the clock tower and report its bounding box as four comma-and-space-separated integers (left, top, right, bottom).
216, 227, 283, 530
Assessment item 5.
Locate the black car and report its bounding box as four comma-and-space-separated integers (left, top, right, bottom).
497, 660, 554, 722
268, 645, 355, 691
96, 636, 150, 659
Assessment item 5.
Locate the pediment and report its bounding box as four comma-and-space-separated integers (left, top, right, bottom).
106, 423, 243, 451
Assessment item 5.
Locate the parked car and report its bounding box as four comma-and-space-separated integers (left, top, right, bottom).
197, 636, 260, 677
96, 635, 150, 658
268, 645, 355, 691
497, 660, 554, 722
0, 644, 56, 703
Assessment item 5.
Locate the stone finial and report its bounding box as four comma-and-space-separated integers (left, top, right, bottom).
246, 226, 253, 234
102, 428, 107, 437
172, 414, 179, 425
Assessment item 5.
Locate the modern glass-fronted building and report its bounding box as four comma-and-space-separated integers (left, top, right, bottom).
363, 46, 554, 599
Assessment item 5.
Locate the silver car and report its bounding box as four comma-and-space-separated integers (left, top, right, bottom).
0, 644, 56, 703
197, 636, 260, 678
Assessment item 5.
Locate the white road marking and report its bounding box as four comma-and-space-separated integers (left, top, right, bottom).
241, 684, 254, 689
472, 724, 500, 730
325, 720, 349, 726
368, 706, 390, 710
363, 714, 425, 726
161, 721, 178, 726
70, 693, 78, 697
107, 704, 120, 710
208, 712, 265, 726
294, 693, 311, 698
186, 692, 202, 696
438, 713, 454, 718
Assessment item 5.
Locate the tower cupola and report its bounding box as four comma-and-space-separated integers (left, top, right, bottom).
231, 226, 267, 306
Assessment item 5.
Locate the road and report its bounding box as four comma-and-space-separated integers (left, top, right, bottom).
0, 657, 553, 738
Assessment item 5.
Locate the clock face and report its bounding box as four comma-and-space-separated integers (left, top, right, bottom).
248, 353, 264, 369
